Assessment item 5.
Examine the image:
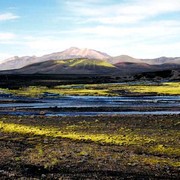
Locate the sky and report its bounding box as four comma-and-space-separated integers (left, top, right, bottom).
0, 0, 180, 62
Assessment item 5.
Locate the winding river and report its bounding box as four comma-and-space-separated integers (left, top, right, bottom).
0, 93, 180, 116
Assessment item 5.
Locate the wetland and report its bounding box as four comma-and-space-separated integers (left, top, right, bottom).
0, 75, 179, 179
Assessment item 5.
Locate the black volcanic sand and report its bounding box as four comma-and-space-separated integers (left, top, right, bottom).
0, 114, 179, 179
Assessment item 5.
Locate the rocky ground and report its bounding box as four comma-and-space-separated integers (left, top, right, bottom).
0, 114, 179, 179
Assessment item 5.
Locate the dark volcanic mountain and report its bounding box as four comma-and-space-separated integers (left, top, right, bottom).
0, 47, 180, 76
2, 58, 117, 74
1, 58, 180, 76
108, 55, 142, 64
0, 56, 37, 71
109, 55, 180, 65
39, 47, 111, 61
0, 47, 111, 71
141, 57, 180, 65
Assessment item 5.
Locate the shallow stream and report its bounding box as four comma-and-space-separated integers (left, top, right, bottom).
0, 93, 179, 116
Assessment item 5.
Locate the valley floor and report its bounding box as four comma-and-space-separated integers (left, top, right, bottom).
0, 114, 179, 179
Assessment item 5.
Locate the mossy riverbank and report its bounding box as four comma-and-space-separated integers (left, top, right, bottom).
1, 82, 180, 97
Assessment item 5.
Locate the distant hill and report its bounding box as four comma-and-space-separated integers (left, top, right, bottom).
2, 58, 116, 74
1, 58, 180, 76
141, 57, 180, 65
108, 55, 180, 65
108, 55, 142, 64
0, 47, 111, 71
0, 56, 37, 71
38, 47, 111, 62
0, 47, 179, 77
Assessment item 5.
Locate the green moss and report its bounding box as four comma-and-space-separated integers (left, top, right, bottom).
128, 155, 180, 167
0, 86, 48, 97
69, 59, 115, 68
126, 82, 180, 95
0, 117, 180, 170
0, 120, 154, 146
1, 82, 179, 97
149, 144, 180, 156
55, 59, 115, 68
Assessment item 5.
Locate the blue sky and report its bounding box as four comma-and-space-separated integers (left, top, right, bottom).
0, 0, 180, 62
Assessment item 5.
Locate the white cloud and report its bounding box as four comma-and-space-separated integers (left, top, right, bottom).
1, 0, 180, 59
0, 32, 16, 40
79, 15, 144, 25
15, 34, 180, 59
11, 16, 179, 58
1, 30, 180, 60
0, 12, 19, 21
122, 42, 180, 59
76, 20, 180, 41
22, 35, 111, 57
65, 0, 180, 24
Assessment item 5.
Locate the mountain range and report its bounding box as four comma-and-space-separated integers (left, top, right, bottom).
0, 47, 179, 75
0, 47, 111, 71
